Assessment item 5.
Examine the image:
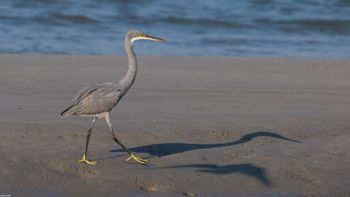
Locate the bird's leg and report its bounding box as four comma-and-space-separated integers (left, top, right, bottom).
78, 117, 98, 165
105, 113, 147, 165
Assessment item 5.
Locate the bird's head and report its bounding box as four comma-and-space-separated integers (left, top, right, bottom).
126, 30, 165, 43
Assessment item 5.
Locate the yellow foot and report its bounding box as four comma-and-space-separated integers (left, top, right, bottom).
125, 153, 148, 165
77, 153, 98, 165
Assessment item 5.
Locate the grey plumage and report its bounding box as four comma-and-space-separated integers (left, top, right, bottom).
61, 30, 164, 165
61, 82, 121, 118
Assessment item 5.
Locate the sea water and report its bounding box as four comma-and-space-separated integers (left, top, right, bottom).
0, 0, 349, 57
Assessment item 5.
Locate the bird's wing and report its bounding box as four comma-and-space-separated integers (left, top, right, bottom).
71, 83, 100, 105
64, 82, 122, 116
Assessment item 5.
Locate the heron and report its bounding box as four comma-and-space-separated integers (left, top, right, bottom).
61, 30, 165, 165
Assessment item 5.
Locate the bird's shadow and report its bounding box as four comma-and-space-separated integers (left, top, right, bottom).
109, 131, 300, 187
160, 163, 272, 186
111, 131, 301, 158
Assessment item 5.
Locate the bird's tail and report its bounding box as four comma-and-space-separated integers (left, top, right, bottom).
60, 105, 75, 118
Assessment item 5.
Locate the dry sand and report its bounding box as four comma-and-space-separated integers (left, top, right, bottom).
0, 55, 349, 196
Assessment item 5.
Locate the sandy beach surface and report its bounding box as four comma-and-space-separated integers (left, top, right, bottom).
0, 55, 349, 196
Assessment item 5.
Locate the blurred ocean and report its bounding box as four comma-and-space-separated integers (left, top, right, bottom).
0, 0, 349, 57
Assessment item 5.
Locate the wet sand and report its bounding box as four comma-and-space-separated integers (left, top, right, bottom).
0, 55, 349, 196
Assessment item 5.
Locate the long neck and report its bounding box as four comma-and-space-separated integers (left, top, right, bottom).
119, 39, 137, 92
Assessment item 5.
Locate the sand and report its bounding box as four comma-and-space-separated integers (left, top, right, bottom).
0, 55, 349, 196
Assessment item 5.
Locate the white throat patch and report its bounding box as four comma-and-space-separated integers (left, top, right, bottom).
131, 37, 143, 43
131, 36, 156, 43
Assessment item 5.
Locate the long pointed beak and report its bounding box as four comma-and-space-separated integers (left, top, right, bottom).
143, 34, 165, 42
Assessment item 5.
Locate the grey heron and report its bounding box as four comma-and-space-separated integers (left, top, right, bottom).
61, 30, 165, 165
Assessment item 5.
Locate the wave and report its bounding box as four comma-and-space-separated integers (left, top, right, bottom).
256, 18, 350, 35
157, 17, 251, 29
0, 14, 100, 26
52, 14, 100, 24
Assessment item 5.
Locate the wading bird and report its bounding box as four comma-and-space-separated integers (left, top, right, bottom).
61, 30, 165, 165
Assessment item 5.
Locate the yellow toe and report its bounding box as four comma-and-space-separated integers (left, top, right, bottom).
77, 153, 98, 165
125, 153, 148, 165
77, 159, 98, 165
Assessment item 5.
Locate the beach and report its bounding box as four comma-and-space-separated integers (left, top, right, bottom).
0, 55, 349, 196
